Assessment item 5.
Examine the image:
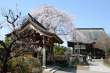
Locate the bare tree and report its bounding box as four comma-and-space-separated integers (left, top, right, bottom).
0, 9, 22, 73
0, 9, 46, 73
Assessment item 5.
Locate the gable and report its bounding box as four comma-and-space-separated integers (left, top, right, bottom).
6, 13, 63, 44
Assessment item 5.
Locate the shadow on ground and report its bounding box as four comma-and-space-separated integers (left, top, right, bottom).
47, 66, 77, 73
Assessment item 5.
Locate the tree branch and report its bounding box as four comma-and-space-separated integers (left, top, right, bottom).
0, 40, 7, 49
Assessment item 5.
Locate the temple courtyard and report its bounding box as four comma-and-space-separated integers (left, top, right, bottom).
43, 59, 110, 73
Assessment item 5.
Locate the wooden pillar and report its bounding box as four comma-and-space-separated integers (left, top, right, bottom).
42, 36, 46, 68
42, 47, 46, 68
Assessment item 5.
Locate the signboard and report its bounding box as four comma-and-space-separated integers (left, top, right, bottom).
80, 45, 86, 49
74, 45, 80, 49
74, 45, 86, 49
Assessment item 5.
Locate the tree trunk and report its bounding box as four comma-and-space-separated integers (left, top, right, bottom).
1, 52, 9, 73
1, 61, 7, 73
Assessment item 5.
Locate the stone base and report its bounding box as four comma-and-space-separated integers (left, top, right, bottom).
77, 65, 89, 70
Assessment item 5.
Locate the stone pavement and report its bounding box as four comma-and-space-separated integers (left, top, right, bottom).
43, 68, 108, 73
43, 66, 76, 73
89, 59, 110, 73
43, 59, 110, 73
77, 70, 108, 73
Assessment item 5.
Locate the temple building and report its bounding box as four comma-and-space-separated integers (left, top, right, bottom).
68, 28, 110, 59
6, 13, 63, 67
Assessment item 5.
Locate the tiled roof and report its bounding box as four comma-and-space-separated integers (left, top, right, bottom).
76, 28, 110, 49
6, 13, 63, 44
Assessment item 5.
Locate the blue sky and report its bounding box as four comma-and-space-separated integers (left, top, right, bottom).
0, 0, 110, 39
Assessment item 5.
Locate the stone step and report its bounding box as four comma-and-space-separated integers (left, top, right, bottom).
77, 65, 89, 70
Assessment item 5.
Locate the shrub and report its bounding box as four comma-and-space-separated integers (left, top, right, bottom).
7, 56, 42, 73
72, 57, 80, 65
106, 48, 110, 55
53, 45, 66, 55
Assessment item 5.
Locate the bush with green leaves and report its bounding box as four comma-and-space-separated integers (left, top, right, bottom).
106, 48, 110, 55
53, 45, 66, 55
7, 56, 42, 73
